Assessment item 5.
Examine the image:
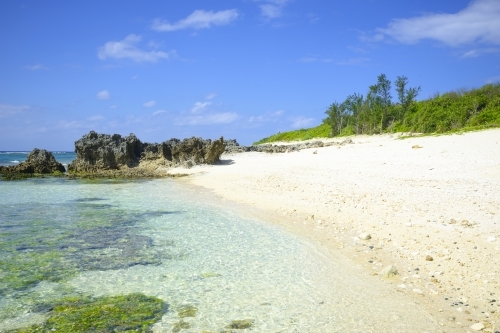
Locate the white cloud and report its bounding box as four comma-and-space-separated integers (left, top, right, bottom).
307, 13, 320, 24
373, 0, 500, 46
335, 57, 370, 66
152, 110, 166, 116
254, 0, 290, 19
151, 9, 239, 32
191, 101, 211, 113
298, 56, 334, 63
24, 63, 48, 70
248, 110, 285, 123
0, 104, 30, 118
291, 116, 314, 128
96, 90, 110, 100
462, 50, 480, 58
143, 100, 156, 108
98, 34, 176, 63
108, 105, 118, 109
56, 120, 88, 130
486, 75, 500, 83
179, 112, 238, 125
87, 115, 104, 121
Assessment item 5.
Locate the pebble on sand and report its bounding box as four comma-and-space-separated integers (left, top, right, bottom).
380, 265, 398, 278
425, 255, 434, 261
470, 322, 485, 331
359, 232, 371, 240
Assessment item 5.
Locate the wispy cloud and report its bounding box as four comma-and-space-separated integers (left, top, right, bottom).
0, 104, 30, 118
307, 13, 320, 24
255, 0, 290, 19
370, 0, 500, 46
98, 34, 176, 63
462, 50, 480, 58
152, 110, 166, 116
151, 9, 239, 32
108, 105, 118, 109
291, 116, 314, 128
87, 115, 104, 121
486, 75, 500, 83
24, 63, 48, 70
143, 100, 156, 108
461, 47, 500, 58
335, 57, 370, 66
297, 56, 333, 63
96, 90, 110, 100
205, 93, 217, 100
191, 101, 211, 113
248, 110, 285, 123
178, 112, 238, 125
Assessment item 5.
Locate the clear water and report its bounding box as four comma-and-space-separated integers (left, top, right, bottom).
0, 151, 75, 167
0, 178, 440, 332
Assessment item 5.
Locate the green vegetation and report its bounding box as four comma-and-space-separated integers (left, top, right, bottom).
11, 293, 166, 333
253, 123, 330, 144
177, 304, 198, 318
0, 201, 173, 296
254, 78, 500, 143
0, 171, 66, 181
226, 319, 254, 329
325, 75, 500, 136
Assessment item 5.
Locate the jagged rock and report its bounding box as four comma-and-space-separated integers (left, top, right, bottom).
69, 131, 142, 172
68, 131, 226, 173
0, 148, 65, 174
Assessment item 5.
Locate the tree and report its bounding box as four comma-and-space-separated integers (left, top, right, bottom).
395, 75, 421, 121
324, 102, 347, 137
343, 93, 364, 134
369, 74, 392, 132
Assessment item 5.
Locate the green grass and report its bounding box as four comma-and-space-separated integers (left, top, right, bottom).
253, 123, 330, 145
254, 83, 500, 144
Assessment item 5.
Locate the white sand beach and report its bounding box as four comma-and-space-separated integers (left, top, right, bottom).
169, 129, 500, 332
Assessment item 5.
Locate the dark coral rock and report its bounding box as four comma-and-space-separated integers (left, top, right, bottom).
0, 148, 65, 175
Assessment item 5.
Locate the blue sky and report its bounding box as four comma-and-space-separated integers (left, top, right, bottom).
1, 0, 499, 150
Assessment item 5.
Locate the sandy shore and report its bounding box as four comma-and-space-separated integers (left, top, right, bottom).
170, 129, 500, 332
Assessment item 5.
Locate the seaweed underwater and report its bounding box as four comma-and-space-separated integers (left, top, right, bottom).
0, 197, 178, 329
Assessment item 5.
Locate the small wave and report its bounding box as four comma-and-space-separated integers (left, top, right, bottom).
10, 160, 20, 164
0, 152, 29, 154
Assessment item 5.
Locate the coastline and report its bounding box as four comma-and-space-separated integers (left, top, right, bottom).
172, 129, 500, 332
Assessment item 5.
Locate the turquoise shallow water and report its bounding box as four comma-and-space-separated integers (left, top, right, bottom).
0, 178, 440, 332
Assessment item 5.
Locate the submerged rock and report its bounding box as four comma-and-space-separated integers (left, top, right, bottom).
0, 148, 65, 175
226, 319, 254, 329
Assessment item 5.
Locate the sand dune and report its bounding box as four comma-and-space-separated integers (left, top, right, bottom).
170, 129, 500, 332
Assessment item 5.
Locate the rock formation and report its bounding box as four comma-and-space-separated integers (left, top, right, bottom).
68, 131, 226, 173
68, 131, 143, 172
0, 149, 65, 174
223, 138, 354, 154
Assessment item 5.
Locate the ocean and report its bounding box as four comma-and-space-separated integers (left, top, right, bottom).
0, 177, 439, 332
0, 151, 76, 168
